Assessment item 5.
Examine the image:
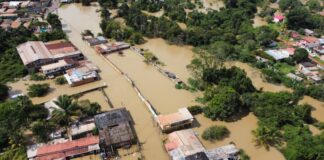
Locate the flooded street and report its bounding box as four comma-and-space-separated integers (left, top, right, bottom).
9, 2, 322, 160
58, 4, 169, 159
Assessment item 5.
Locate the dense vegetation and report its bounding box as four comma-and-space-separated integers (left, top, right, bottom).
39, 13, 66, 42
0, 27, 34, 83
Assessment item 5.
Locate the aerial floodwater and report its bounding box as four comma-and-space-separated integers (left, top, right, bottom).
54, 3, 322, 160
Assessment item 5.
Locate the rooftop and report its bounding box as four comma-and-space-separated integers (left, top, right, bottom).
40, 59, 70, 72
36, 136, 99, 160
94, 108, 132, 129
17, 40, 82, 66
71, 122, 96, 136
165, 129, 206, 159
157, 108, 194, 130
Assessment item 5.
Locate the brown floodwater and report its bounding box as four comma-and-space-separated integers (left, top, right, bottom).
16, 3, 321, 160
193, 114, 285, 160
137, 38, 194, 81
7, 79, 106, 104
299, 96, 324, 122
106, 49, 199, 114
58, 4, 169, 159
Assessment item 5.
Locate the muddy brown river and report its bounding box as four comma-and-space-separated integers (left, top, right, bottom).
8, 3, 323, 160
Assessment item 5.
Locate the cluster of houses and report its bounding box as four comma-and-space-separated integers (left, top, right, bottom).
16, 40, 100, 86
27, 100, 239, 160
156, 108, 239, 160
264, 28, 324, 83
82, 35, 130, 54
27, 103, 137, 160
0, 0, 50, 30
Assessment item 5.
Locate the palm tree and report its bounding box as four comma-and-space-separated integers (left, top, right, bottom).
51, 95, 81, 140
252, 125, 282, 150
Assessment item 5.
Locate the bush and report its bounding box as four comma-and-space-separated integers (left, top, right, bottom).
27, 83, 50, 97
202, 125, 230, 141
239, 149, 250, 160
55, 76, 67, 85
187, 105, 203, 115
30, 73, 46, 81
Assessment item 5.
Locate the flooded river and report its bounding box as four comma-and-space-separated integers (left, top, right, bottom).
9, 3, 322, 160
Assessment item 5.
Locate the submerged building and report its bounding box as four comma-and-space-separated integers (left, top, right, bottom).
165, 129, 239, 160
16, 40, 83, 71
94, 108, 136, 157
156, 107, 194, 132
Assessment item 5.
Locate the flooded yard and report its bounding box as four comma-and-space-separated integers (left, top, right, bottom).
193, 114, 285, 160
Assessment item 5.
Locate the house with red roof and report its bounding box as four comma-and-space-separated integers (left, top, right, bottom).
29, 136, 100, 160
273, 14, 284, 23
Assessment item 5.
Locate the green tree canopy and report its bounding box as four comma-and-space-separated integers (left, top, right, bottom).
203, 86, 241, 120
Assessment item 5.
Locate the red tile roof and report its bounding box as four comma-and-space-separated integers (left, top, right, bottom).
36, 136, 99, 160
303, 36, 318, 43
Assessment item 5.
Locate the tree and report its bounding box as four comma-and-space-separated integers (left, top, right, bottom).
46, 13, 62, 30
202, 125, 230, 141
279, 0, 301, 11
52, 95, 81, 139
252, 123, 282, 150
0, 84, 9, 102
293, 48, 308, 63
255, 26, 279, 46
27, 83, 50, 97
81, 0, 91, 6
306, 0, 322, 12
101, 8, 111, 20
203, 86, 241, 120
78, 100, 101, 117
31, 120, 55, 143
55, 76, 67, 85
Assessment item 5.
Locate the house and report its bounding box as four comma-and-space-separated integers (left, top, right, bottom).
10, 19, 21, 28
64, 62, 99, 87
265, 49, 290, 60
273, 14, 284, 23
286, 73, 303, 82
0, 19, 13, 30
165, 129, 206, 160
304, 29, 315, 36
94, 108, 136, 157
16, 40, 83, 71
314, 46, 324, 55
29, 136, 100, 160
156, 107, 194, 132
71, 121, 96, 140
303, 36, 320, 49
27, 138, 69, 160
40, 59, 75, 76
165, 129, 239, 160
95, 42, 130, 54
205, 144, 239, 160
85, 36, 107, 46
